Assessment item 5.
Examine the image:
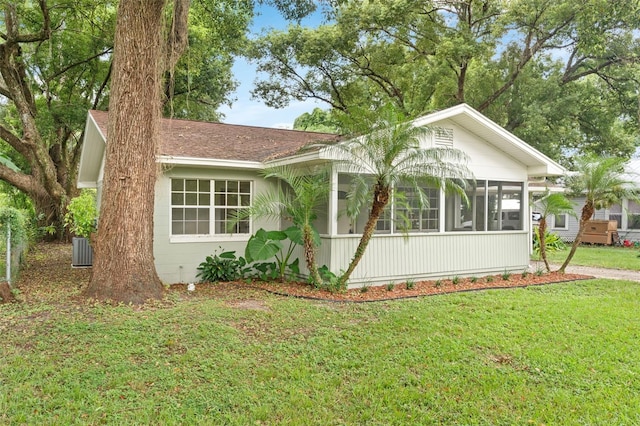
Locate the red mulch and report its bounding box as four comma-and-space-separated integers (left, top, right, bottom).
169, 271, 593, 303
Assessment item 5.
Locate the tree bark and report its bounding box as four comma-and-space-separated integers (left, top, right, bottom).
302, 223, 323, 286
337, 184, 390, 289
558, 202, 594, 273
83, 0, 167, 304
537, 218, 551, 272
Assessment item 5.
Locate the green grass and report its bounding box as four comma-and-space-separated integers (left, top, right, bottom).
2, 280, 640, 424
538, 245, 640, 270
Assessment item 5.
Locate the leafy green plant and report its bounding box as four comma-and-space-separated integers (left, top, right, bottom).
533, 227, 566, 257
196, 249, 249, 282
360, 285, 369, 293
535, 268, 544, 276
244, 227, 302, 281
251, 261, 279, 281
502, 270, 511, 281
386, 282, 395, 291
313, 265, 342, 292
451, 276, 460, 285
470, 276, 478, 283
0, 206, 28, 247
521, 270, 529, 278
486, 276, 494, 283
64, 191, 97, 239
434, 279, 443, 288
405, 279, 415, 290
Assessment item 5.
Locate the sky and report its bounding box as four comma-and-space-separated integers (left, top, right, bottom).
217, 4, 326, 129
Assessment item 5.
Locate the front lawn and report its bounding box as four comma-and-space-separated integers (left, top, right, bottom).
2, 278, 640, 424
536, 245, 640, 270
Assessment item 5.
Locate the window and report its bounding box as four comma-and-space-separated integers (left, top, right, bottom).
445, 180, 523, 231
372, 185, 440, 234
553, 214, 568, 229
445, 180, 484, 231
171, 178, 251, 236
629, 201, 640, 230
609, 204, 622, 229
394, 185, 439, 232
487, 181, 523, 231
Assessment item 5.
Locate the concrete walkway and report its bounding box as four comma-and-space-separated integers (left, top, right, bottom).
530, 261, 640, 283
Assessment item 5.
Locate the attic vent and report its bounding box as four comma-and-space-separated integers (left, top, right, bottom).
433, 127, 454, 147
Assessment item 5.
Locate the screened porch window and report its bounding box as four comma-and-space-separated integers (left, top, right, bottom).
371, 185, 440, 233
445, 180, 523, 231
171, 178, 251, 236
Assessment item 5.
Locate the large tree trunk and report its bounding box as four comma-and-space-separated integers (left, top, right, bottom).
337, 184, 390, 289
83, 0, 167, 304
558, 202, 594, 273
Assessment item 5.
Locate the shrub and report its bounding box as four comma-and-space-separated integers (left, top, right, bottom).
502, 270, 511, 281
486, 276, 494, 283
312, 265, 343, 293
434, 279, 443, 288
244, 227, 300, 281
451, 276, 460, 285
196, 249, 249, 282
521, 270, 529, 278
533, 227, 566, 257
386, 282, 395, 291
405, 279, 415, 290
64, 191, 97, 238
470, 276, 478, 283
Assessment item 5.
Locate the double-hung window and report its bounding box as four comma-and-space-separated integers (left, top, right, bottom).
171, 178, 251, 237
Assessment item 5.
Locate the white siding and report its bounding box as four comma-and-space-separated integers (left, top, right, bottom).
423, 119, 528, 182
555, 196, 640, 244
153, 167, 278, 284
295, 232, 530, 287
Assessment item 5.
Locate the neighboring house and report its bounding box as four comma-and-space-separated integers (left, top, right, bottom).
78, 104, 565, 287
551, 158, 640, 243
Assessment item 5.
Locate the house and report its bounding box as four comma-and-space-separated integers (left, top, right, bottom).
78, 104, 565, 287
550, 158, 640, 243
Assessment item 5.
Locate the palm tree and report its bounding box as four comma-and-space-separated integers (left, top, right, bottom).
240, 166, 329, 285
533, 190, 576, 272
329, 105, 473, 289
558, 155, 638, 273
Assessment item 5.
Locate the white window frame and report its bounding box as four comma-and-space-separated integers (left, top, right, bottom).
552, 213, 569, 230
170, 178, 252, 243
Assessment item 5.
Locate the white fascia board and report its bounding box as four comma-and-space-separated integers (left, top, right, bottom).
263, 150, 326, 167
156, 155, 263, 170
77, 111, 107, 188
77, 181, 98, 189
527, 164, 567, 177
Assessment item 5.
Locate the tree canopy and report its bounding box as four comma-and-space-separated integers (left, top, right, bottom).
0, 0, 253, 233
251, 0, 640, 163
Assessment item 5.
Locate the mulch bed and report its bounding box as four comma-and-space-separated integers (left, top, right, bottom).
169, 271, 593, 303
11, 243, 593, 305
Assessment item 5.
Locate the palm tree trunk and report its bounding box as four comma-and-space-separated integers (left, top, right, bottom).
538, 219, 551, 272
337, 185, 390, 289
558, 203, 594, 273
303, 224, 323, 285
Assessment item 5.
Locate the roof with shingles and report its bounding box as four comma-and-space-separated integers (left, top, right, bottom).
89, 110, 341, 163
